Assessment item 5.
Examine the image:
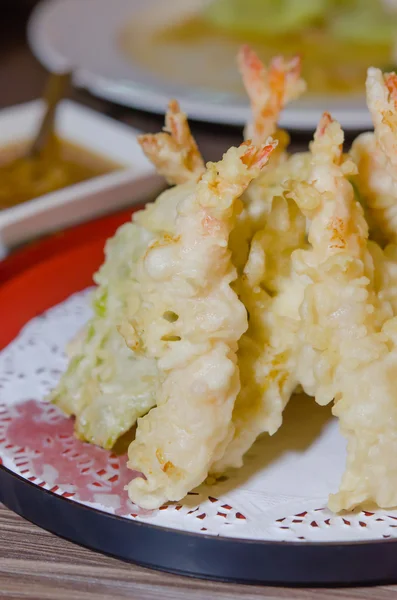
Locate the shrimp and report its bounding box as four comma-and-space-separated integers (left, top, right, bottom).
367, 68, 397, 173
50, 105, 205, 449
209, 52, 309, 474
123, 139, 277, 509
138, 100, 205, 185
351, 68, 397, 244
233, 46, 309, 267
238, 45, 306, 146
290, 112, 371, 400
211, 192, 306, 473
290, 113, 397, 512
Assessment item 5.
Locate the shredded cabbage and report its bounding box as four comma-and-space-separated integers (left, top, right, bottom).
330, 0, 397, 44
50, 221, 159, 449
203, 0, 331, 36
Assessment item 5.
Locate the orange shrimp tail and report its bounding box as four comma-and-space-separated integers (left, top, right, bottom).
138, 99, 204, 185
316, 112, 334, 138
238, 45, 268, 103
165, 100, 187, 145
240, 139, 278, 169
238, 45, 305, 144
269, 55, 302, 86
238, 45, 266, 82
238, 46, 303, 104
385, 73, 397, 109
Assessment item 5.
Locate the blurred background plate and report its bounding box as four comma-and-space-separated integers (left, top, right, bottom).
27, 0, 377, 131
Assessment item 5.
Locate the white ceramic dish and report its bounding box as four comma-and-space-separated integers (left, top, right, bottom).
2, 289, 397, 584
28, 0, 374, 131
0, 99, 163, 258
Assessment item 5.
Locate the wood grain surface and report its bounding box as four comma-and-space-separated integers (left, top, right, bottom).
2, 3, 397, 599
2, 504, 397, 600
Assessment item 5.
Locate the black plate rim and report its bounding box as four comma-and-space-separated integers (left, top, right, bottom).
2, 462, 397, 586
1, 462, 395, 548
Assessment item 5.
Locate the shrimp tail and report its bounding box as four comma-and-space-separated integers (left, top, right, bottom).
238, 45, 306, 145
138, 100, 205, 185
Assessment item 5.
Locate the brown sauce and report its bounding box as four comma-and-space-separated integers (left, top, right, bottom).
0, 135, 122, 210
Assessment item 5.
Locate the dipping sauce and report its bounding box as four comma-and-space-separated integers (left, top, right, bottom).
0, 135, 121, 210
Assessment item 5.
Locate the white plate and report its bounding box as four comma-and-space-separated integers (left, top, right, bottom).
2, 288, 397, 545
0, 100, 163, 257
28, 0, 374, 131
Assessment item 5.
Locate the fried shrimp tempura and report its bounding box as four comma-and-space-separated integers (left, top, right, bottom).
213, 49, 308, 473
50, 102, 205, 449
212, 194, 306, 473
289, 113, 371, 401
351, 68, 397, 244
138, 100, 205, 185
290, 113, 397, 512
123, 139, 277, 509
54, 49, 397, 514
232, 46, 309, 269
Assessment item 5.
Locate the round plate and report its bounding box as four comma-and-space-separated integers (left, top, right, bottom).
27, 0, 372, 131
2, 213, 397, 586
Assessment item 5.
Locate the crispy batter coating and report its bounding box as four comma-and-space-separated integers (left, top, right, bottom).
124, 140, 277, 508
53, 50, 397, 514
290, 113, 397, 511
351, 68, 397, 244
212, 193, 306, 473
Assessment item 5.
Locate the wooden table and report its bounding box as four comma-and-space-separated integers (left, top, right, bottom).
1, 4, 396, 599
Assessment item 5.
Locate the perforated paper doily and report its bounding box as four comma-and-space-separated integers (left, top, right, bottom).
1, 290, 397, 544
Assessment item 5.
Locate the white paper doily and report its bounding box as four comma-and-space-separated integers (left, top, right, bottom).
1, 290, 397, 544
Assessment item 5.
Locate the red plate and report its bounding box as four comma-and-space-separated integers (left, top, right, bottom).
0, 208, 139, 350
